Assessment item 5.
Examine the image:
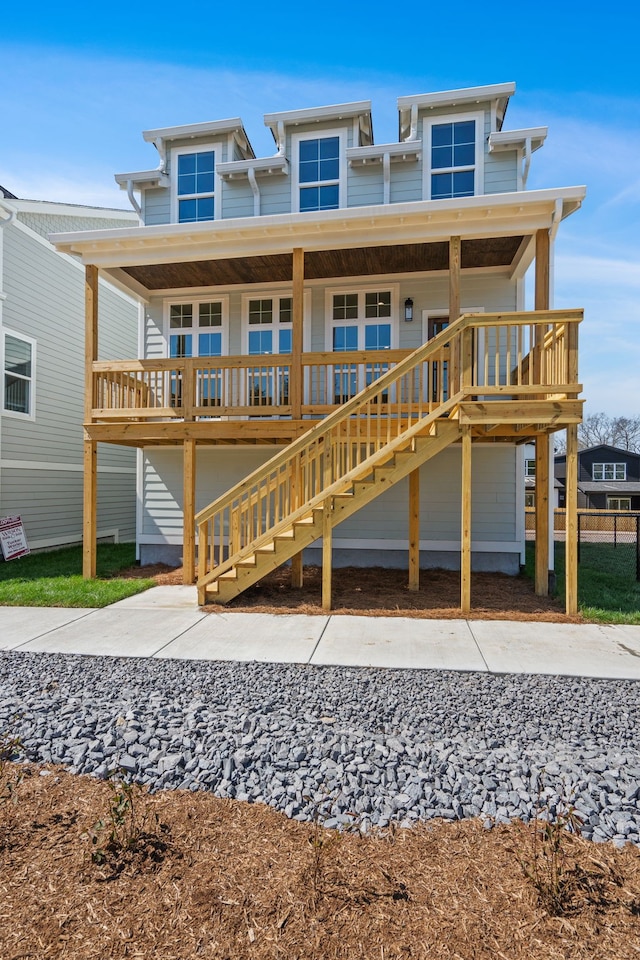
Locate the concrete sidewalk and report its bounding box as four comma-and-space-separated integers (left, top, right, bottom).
1, 585, 640, 680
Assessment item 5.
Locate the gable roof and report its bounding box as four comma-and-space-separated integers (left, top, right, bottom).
0, 185, 18, 199
555, 443, 640, 462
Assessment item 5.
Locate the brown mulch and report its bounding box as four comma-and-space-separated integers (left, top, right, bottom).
120, 562, 580, 623
2, 765, 640, 959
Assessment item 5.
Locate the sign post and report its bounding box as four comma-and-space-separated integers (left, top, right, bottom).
0, 516, 30, 561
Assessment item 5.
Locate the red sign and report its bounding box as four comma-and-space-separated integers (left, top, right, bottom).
0, 515, 30, 561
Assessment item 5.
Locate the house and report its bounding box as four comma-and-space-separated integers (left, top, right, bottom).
523, 442, 561, 508
555, 444, 640, 510
49, 82, 585, 614
0, 186, 139, 553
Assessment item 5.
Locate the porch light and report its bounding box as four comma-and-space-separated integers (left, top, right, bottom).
404, 297, 414, 321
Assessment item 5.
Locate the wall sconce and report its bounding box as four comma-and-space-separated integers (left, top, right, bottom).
404, 297, 414, 322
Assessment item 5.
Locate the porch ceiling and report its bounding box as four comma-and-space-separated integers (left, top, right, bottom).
120, 236, 524, 290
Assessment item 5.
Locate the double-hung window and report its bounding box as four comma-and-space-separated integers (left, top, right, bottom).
167, 299, 227, 407
592, 463, 626, 481
245, 295, 294, 407
294, 132, 342, 212
426, 113, 482, 200
328, 289, 395, 402
2, 330, 35, 418
174, 148, 215, 222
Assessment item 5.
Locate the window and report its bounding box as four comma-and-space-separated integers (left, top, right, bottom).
247, 297, 293, 355
3, 331, 35, 418
174, 148, 215, 223
592, 463, 626, 480
525, 459, 536, 477
425, 113, 482, 200
525, 492, 535, 508
328, 288, 396, 402
607, 497, 631, 510
168, 300, 226, 358
294, 131, 343, 212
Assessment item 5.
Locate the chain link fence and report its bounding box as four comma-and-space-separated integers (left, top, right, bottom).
577, 512, 640, 582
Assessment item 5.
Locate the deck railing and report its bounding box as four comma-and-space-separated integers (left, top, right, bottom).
90, 309, 581, 423
195, 308, 582, 590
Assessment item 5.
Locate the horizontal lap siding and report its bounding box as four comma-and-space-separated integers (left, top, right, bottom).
390, 163, 422, 204
143, 189, 171, 225
348, 165, 383, 207
221, 181, 254, 220
485, 152, 518, 194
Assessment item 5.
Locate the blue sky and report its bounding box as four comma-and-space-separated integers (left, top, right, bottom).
1, 2, 639, 415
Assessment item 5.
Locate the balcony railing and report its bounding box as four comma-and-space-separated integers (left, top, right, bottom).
89, 309, 581, 424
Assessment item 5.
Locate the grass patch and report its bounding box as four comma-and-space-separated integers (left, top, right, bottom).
0, 543, 156, 608
525, 542, 640, 624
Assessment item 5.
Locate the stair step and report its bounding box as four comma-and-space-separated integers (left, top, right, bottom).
219, 569, 238, 582
236, 554, 257, 568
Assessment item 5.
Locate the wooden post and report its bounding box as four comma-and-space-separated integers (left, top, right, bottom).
183, 439, 196, 584
83, 439, 97, 579
449, 236, 461, 390
533, 228, 550, 388
83, 265, 99, 580
291, 247, 304, 420
460, 426, 472, 614
290, 434, 304, 588
565, 423, 579, 615
408, 468, 420, 592
322, 498, 332, 612
535, 434, 550, 595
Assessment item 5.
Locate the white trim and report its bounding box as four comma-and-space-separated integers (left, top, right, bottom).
265, 101, 371, 129
0, 459, 135, 473
291, 127, 347, 214
423, 111, 485, 201
1, 327, 36, 421
516, 443, 526, 564
324, 283, 400, 351
144, 118, 245, 143
8, 198, 137, 220
398, 83, 515, 111
170, 143, 219, 224
241, 290, 311, 355
136, 449, 144, 563
163, 294, 230, 358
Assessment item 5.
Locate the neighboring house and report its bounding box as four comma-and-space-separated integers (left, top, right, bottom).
50, 82, 586, 613
523, 442, 561, 508
555, 444, 640, 510
0, 187, 139, 553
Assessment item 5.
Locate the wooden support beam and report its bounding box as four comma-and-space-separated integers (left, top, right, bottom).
183, 439, 196, 584
535, 433, 550, 595
83, 439, 97, 579
84, 264, 99, 424
291, 552, 304, 589
408, 467, 420, 592
535, 229, 550, 310
460, 426, 472, 615
291, 247, 304, 420
449, 236, 461, 390
322, 498, 332, 612
565, 423, 579, 615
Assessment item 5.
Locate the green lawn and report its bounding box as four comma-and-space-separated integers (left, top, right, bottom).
0, 543, 156, 608
525, 541, 640, 625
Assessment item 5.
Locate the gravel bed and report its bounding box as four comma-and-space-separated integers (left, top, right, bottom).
1, 650, 639, 846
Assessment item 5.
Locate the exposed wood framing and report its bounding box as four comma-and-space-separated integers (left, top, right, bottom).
535, 433, 550, 595
408, 467, 420, 591
322, 499, 332, 612
460, 426, 472, 614
449, 236, 461, 386
291, 247, 304, 419
183, 439, 196, 584
83, 439, 97, 579
565, 423, 579, 615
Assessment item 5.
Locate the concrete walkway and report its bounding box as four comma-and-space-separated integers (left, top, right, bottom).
1, 585, 640, 680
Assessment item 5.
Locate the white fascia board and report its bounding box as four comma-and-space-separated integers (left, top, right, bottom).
264, 101, 372, 130
217, 156, 289, 180
49, 186, 586, 271
489, 127, 548, 153
397, 82, 515, 111
10, 198, 138, 220
114, 170, 170, 189
143, 118, 246, 142
347, 141, 423, 164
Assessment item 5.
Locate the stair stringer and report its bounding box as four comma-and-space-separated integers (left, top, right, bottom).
205, 419, 460, 604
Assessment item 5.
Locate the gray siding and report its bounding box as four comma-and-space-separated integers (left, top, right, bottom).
1, 219, 137, 547
220, 180, 255, 220
347, 163, 383, 207
17, 211, 135, 238
390, 161, 423, 204
143, 188, 171, 226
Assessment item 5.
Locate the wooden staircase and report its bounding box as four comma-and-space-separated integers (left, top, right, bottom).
196, 309, 583, 606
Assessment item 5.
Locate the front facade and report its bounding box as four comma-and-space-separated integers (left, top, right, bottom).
555, 445, 640, 510
51, 83, 585, 613
0, 189, 139, 552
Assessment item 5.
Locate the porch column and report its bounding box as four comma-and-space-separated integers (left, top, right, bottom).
183, 439, 196, 584
534, 229, 551, 595
408, 468, 420, 591
83, 265, 99, 579
290, 247, 305, 585
449, 236, 461, 390
565, 423, 579, 615
460, 425, 472, 614
322, 498, 332, 612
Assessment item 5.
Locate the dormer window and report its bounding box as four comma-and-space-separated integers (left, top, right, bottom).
293, 131, 344, 212
425, 113, 482, 200
174, 148, 215, 222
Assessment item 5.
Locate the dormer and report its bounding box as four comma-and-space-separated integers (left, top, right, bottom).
264, 101, 372, 213
116, 118, 254, 225
397, 82, 520, 199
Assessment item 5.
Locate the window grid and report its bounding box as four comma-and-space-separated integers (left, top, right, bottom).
592, 463, 626, 481
607, 497, 631, 510
4, 333, 33, 415
168, 301, 225, 358
430, 119, 476, 200
298, 135, 340, 212
525, 460, 536, 477
246, 296, 293, 355
176, 150, 215, 223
